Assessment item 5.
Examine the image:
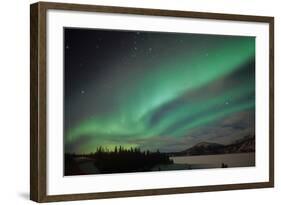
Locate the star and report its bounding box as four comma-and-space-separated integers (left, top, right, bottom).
66, 45, 70, 49
81, 90, 85, 94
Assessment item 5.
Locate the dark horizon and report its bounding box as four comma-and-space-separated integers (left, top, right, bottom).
65, 134, 255, 156
64, 135, 255, 176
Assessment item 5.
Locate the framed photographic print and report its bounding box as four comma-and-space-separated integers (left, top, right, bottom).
30, 2, 274, 202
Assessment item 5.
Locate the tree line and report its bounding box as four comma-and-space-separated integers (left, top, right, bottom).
65, 146, 173, 175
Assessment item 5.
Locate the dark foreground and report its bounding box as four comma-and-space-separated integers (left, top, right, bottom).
65, 147, 172, 175
64, 148, 255, 176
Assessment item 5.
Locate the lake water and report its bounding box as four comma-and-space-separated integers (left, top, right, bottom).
170, 152, 255, 169
70, 153, 255, 175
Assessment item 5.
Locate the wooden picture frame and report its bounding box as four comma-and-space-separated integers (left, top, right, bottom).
30, 1, 274, 202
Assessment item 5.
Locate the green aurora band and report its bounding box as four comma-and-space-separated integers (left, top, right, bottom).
65, 34, 255, 154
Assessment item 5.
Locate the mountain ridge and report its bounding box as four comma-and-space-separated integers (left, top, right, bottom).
169, 135, 255, 156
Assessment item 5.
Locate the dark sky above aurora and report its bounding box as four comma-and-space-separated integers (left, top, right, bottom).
64, 28, 255, 154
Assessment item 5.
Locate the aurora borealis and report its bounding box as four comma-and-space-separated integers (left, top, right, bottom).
64, 28, 255, 154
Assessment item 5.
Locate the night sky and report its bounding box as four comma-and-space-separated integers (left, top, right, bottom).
64, 28, 255, 154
